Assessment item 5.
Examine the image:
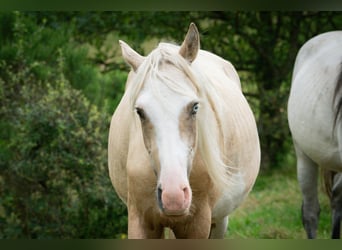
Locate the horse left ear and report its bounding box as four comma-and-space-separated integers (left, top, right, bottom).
179, 23, 200, 63
119, 40, 145, 71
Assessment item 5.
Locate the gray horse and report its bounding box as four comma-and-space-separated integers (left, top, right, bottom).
288, 31, 342, 239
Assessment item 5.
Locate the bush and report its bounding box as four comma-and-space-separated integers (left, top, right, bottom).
0, 77, 127, 238
0, 12, 127, 238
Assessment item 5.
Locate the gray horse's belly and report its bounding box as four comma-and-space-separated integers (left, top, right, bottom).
289, 94, 341, 170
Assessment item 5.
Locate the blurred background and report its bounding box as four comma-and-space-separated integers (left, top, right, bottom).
0, 11, 341, 238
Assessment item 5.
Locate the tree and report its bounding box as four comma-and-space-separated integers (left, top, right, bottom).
0, 12, 127, 238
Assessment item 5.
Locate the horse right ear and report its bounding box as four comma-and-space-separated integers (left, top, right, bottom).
179, 23, 200, 63
119, 40, 145, 71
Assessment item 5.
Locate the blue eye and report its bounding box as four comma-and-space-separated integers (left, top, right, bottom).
191, 102, 199, 115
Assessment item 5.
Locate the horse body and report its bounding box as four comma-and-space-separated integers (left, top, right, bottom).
288, 31, 342, 238
108, 23, 260, 238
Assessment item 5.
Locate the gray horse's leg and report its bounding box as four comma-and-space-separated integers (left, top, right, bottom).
295, 143, 320, 239
331, 173, 342, 239
209, 216, 228, 239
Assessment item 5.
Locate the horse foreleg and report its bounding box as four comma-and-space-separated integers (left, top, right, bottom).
127, 209, 148, 239
331, 173, 342, 239
295, 144, 320, 239
127, 207, 163, 239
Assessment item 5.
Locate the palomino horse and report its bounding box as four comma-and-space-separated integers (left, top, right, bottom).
108, 23, 260, 239
288, 31, 342, 239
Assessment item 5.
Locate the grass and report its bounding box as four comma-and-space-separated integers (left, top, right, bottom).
225, 165, 332, 239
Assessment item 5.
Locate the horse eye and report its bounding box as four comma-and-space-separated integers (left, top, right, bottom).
191, 102, 199, 115
135, 107, 146, 120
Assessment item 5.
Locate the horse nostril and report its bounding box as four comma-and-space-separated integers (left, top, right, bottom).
157, 185, 163, 210
183, 186, 190, 201
157, 186, 162, 198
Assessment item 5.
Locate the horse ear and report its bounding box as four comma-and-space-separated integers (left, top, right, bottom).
119, 40, 145, 71
179, 23, 200, 63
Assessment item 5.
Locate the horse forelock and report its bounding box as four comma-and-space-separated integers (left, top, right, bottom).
127, 43, 198, 110
333, 62, 342, 129
126, 42, 237, 192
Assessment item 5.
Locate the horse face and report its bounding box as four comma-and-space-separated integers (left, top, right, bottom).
135, 72, 199, 216
121, 23, 201, 216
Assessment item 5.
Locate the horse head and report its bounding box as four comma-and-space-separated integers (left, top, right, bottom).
119, 23, 200, 216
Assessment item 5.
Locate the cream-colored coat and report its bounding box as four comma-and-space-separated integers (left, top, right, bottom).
108, 23, 260, 238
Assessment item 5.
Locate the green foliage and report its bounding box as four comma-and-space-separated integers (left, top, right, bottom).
0, 12, 127, 238
1, 80, 127, 238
